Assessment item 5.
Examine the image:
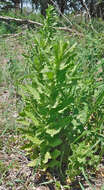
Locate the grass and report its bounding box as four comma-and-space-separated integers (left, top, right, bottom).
0, 33, 36, 190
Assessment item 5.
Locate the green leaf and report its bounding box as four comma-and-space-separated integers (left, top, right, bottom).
69, 43, 77, 52
25, 135, 42, 145
27, 85, 40, 100
43, 152, 51, 164
46, 71, 54, 80
46, 128, 61, 137
49, 137, 62, 147
77, 157, 86, 164
48, 160, 60, 168
51, 149, 61, 159
77, 104, 88, 124
25, 111, 39, 126
95, 87, 104, 108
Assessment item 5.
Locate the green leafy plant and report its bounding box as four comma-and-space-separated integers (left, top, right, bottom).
17, 6, 104, 183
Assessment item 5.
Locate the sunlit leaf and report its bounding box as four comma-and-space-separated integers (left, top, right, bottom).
25, 135, 42, 145
43, 152, 51, 164
28, 158, 40, 167
46, 128, 61, 137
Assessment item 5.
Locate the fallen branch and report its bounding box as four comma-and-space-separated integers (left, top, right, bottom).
0, 16, 43, 27
0, 15, 83, 36
57, 27, 83, 36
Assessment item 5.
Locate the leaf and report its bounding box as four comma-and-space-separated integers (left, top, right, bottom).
51, 149, 61, 159
25, 135, 42, 145
27, 85, 40, 100
79, 182, 85, 190
46, 71, 54, 80
28, 158, 40, 167
43, 152, 51, 164
49, 137, 62, 147
25, 111, 39, 126
95, 87, 104, 108
77, 157, 86, 164
77, 104, 88, 124
46, 128, 61, 137
48, 160, 60, 168
69, 43, 77, 52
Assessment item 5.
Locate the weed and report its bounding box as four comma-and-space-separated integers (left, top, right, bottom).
17, 6, 104, 183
